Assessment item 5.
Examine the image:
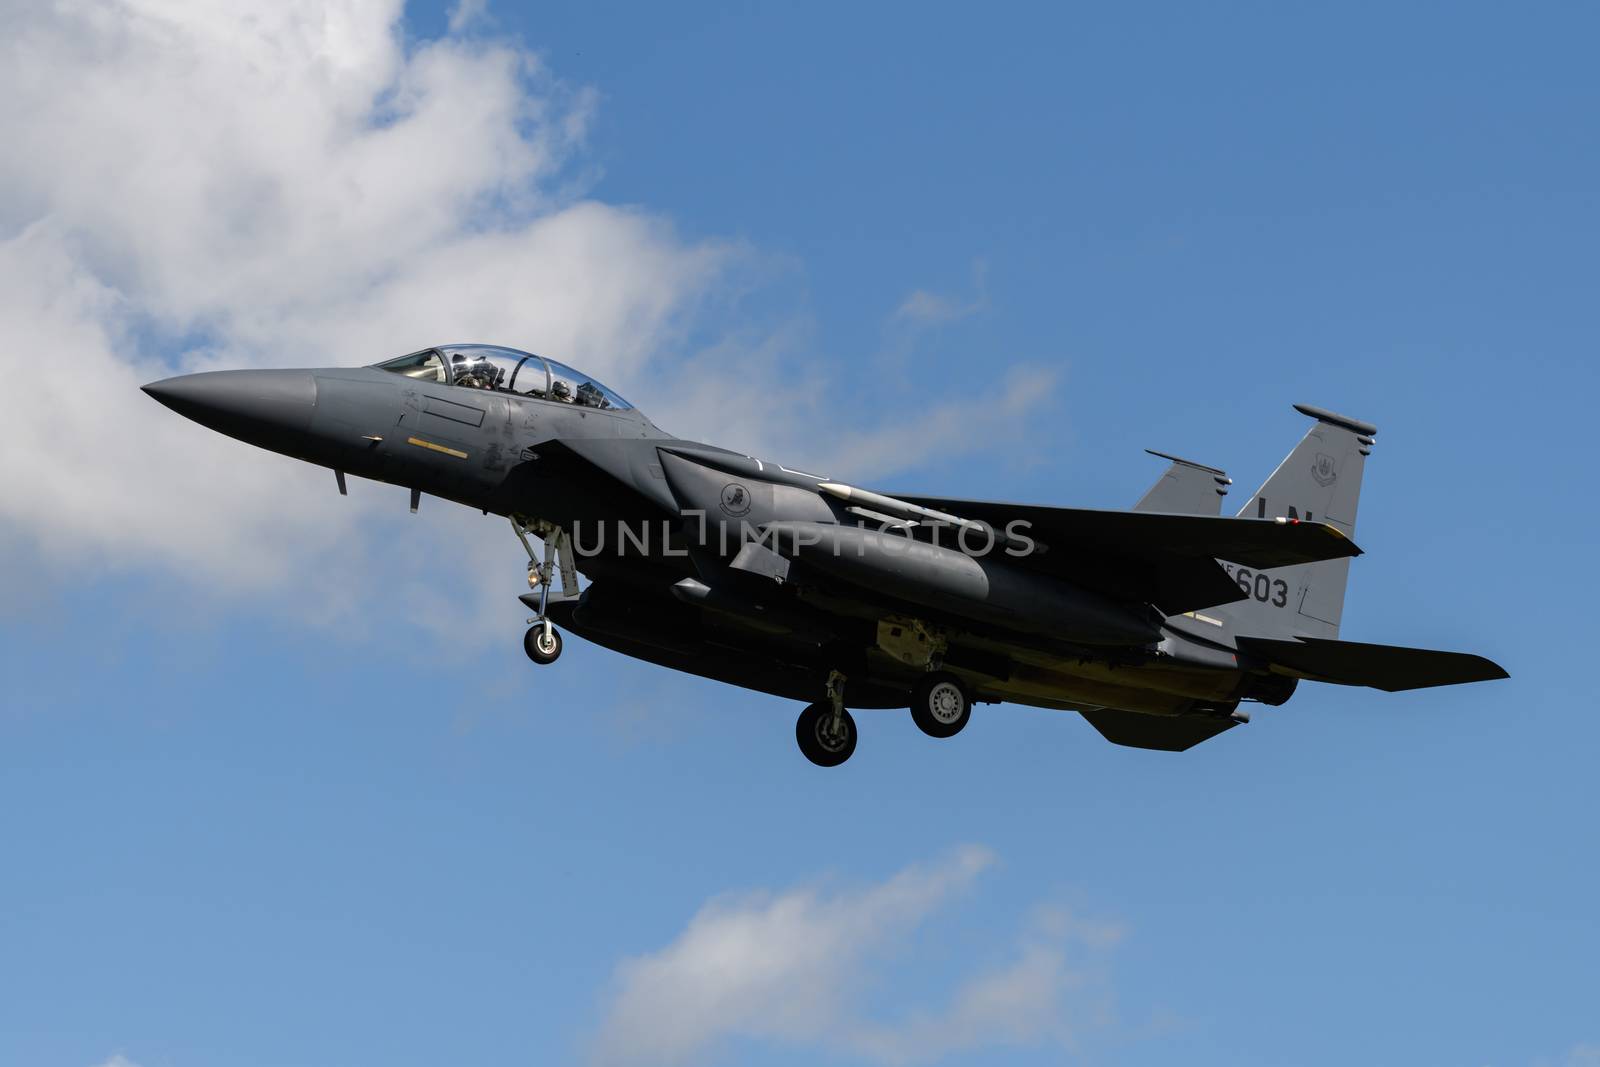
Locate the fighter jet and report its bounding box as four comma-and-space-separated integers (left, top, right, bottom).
143, 344, 1507, 765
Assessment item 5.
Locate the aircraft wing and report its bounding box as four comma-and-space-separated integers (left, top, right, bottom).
886, 494, 1359, 614
896, 496, 1360, 569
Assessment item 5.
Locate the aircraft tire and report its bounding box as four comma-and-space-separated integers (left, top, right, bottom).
524, 625, 563, 665
796, 702, 856, 767
910, 672, 970, 738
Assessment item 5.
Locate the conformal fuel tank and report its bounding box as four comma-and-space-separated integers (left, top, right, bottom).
765, 521, 1159, 647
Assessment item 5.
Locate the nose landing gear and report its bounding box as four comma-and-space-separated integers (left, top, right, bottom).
512, 515, 577, 667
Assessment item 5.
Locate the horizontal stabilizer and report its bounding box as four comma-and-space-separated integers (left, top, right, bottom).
1080, 709, 1240, 751
1238, 637, 1508, 692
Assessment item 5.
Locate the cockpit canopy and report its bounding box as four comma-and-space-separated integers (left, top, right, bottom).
375, 344, 633, 411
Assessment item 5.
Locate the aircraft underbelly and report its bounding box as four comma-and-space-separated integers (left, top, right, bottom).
979, 656, 1244, 715
557, 584, 1243, 714
548, 602, 909, 708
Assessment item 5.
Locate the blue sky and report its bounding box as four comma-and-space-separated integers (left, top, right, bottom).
1, 2, 1596, 1065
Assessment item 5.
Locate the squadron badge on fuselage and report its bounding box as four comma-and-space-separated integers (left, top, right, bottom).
720, 482, 752, 517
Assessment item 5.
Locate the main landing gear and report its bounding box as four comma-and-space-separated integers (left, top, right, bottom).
910, 671, 971, 738
794, 669, 976, 766
796, 670, 856, 767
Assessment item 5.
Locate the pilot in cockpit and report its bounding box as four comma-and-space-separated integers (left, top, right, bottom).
576, 380, 610, 409
451, 353, 495, 390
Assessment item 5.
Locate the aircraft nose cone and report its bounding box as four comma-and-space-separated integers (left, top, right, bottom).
142, 369, 317, 445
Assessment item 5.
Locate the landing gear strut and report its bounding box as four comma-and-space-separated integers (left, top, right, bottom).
796, 669, 857, 767
512, 515, 575, 666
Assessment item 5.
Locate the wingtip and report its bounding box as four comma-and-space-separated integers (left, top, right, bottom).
1273, 516, 1363, 557
1320, 521, 1362, 558
1451, 655, 1510, 685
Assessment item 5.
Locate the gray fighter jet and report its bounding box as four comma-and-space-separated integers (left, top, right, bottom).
144, 344, 1507, 765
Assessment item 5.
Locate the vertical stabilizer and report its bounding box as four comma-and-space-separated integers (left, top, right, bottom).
1133, 450, 1232, 515
1218, 404, 1376, 640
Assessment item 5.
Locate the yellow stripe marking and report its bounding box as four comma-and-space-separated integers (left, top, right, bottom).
406, 436, 468, 460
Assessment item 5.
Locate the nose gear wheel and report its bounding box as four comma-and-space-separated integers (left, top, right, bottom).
524, 625, 563, 664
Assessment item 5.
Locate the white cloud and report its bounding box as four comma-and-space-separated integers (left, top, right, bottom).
809, 364, 1059, 481
893, 289, 981, 327
448, 0, 490, 33
0, 0, 1059, 636
590, 847, 1120, 1066
0, 0, 726, 610
891, 260, 991, 329
92, 1057, 142, 1067
642, 328, 1058, 482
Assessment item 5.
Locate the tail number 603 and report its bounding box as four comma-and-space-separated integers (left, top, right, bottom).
1231, 567, 1288, 608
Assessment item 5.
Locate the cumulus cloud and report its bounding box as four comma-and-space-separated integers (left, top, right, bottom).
590, 847, 1121, 1066
0, 0, 1057, 633
810, 364, 1059, 481
448, 0, 491, 33
644, 334, 1057, 481
0, 0, 717, 602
